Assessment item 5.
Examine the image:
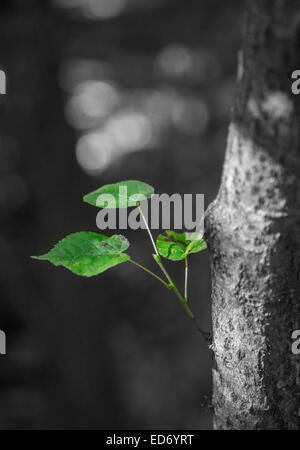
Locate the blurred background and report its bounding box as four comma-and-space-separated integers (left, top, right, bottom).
0, 0, 243, 429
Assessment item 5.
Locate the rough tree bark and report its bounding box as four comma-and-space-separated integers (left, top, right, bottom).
205, 0, 300, 429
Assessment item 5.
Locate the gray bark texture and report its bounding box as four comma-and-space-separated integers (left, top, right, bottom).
205, 0, 300, 429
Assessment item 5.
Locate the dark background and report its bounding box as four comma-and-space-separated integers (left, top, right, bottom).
0, 0, 243, 429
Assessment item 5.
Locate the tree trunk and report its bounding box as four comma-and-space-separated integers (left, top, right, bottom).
205, 0, 300, 429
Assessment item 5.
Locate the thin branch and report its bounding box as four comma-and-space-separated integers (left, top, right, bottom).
137, 204, 211, 344
129, 259, 171, 290
138, 205, 159, 255
182, 302, 212, 344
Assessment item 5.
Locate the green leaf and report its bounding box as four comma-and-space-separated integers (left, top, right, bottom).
83, 180, 154, 208
185, 239, 207, 255
32, 232, 130, 277
164, 230, 188, 245
156, 234, 186, 261
156, 230, 207, 261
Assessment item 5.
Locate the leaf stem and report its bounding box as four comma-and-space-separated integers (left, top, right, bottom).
137, 204, 176, 286
138, 205, 159, 256
129, 259, 171, 290
155, 257, 175, 286
184, 257, 188, 301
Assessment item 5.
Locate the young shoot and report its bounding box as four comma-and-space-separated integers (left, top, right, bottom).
32, 180, 209, 341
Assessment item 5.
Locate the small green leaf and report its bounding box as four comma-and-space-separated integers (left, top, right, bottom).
156, 230, 207, 261
164, 230, 188, 245
185, 239, 207, 255
83, 180, 154, 208
157, 233, 187, 261
32, 232, 130, 277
